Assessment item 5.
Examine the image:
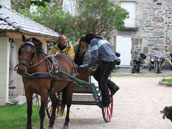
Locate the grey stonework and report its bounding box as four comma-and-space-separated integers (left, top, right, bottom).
111, 0, 172, 66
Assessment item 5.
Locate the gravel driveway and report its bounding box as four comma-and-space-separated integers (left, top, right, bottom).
53, 77, 172, 129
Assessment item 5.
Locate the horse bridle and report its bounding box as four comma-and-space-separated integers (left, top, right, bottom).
15, 41, 36, 69
14, 41, 77, 84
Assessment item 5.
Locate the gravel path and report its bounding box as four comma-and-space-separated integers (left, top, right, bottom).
53, 77, 172, 129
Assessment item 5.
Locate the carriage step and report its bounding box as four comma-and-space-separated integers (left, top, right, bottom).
72, 93, 95, 102
72, 101, 97, 105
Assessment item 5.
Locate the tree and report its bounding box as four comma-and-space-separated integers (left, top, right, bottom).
18, 0, 128, 42
74, 0, 129, 39
30, 0, 62, 7
11, 0, 31, 12
11, 0, 62, 11
19, 5, 76, 42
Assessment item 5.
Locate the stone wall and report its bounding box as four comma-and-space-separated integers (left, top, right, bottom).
164, 0, 172, 57
112, 0, 172, 66
134, 0, 172, 64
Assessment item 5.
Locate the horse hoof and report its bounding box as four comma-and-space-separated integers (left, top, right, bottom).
63, 125, 68, 129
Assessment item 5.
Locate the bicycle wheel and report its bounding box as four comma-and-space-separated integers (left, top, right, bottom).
102, 96, 113, 122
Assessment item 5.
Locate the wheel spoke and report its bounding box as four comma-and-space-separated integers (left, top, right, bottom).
102, 95, 113, 122
46, 93, 60, 119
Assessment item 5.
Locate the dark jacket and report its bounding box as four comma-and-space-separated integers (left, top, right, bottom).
89, 38, 118, 66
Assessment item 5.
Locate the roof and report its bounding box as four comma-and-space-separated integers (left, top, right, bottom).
0, 6, 59, 38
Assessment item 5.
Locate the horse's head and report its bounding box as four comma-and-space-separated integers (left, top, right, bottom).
15, 35, 42, 75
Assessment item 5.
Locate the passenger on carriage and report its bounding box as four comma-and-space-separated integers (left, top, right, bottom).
49, 35, 75, 60
73, 35, 91, 66
85, 33, 120, 107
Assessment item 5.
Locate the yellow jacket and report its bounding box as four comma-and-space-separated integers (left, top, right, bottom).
49, 43, 75, 60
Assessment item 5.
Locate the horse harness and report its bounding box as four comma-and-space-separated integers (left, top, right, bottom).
15, 42, 78, 93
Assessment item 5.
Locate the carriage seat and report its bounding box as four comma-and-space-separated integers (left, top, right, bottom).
73, 66, 93, 93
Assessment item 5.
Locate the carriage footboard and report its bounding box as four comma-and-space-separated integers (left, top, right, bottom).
72, 93, 97, 105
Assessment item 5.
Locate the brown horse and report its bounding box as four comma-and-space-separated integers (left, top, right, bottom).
15, 35, 75, 129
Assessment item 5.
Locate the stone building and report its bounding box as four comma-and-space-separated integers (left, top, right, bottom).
112, 0, 172, 66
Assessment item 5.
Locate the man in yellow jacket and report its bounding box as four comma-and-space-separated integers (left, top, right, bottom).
49, 35, 75, 60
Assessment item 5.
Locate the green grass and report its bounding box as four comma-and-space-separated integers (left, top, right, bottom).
162, 78, 172, 83
0, 105, 48, 129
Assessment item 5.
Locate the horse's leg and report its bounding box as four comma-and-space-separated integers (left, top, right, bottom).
49, 93, 58, 127
64, 83, 73, 126
25, 92, 33, 129
64, 104, 71, 126
39, 93, 48, 129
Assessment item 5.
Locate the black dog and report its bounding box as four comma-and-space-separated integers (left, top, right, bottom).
160, 106, 172, 122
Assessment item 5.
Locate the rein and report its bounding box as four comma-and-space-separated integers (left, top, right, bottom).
14, 55, 51, 70
28, 55, 51, 68
20, 70, 73, 82
15, 54, 74, 82
15, 41, 77, 83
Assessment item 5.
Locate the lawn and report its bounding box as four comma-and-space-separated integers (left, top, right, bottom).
162, 78, 172, 83
0, 105, 48, 129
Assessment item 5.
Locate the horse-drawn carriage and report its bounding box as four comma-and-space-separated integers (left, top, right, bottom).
46, 66, 114, 123
15, 36, 114, 129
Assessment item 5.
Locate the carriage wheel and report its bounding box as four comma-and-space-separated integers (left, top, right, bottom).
46, 94, 60, 119
35, 94, 40, 107
102, 96, 113, 122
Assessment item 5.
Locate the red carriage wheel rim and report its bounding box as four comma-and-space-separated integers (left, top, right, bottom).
102, 96, 113, 122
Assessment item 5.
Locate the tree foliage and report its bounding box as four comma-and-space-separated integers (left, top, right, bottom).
11, 0, 31, 11
11, 0, 51, 9
19, 5, 76, 42
75, 0, 129, 39
31, 0, 51, 7
18, 0, 128, 42
11, 0, 61, 11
